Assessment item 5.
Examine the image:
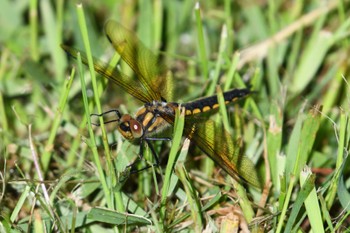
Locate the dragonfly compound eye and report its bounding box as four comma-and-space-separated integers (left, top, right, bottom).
117, 114, 137, 141
117, 115, 143, 141
129, 119, 143, 139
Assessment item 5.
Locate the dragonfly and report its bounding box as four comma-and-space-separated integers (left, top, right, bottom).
61, 20, 260, 188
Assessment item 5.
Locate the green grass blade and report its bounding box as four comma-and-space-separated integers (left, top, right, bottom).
0, 49, 10, 137
87, 207, 152, 225
10, 185, 31, 223
300, 167, 324, 233
177, 165, 204, 232
29, 0, 38, 61
41, 68, 75, 171
267, 101, 284, 191
40, 0, 65, 80
282, 174, 315, 233
337, 154, 350, 211
293, 106, 322, 180
207, 25, 227, 95
284, 106, 304, 184
76, 50, 112, 209
160, 107, 185, 222
194, 2, 209, 80
325, 111, 346, 208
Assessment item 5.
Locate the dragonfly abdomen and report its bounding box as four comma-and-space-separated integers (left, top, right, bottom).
182, 88, 251, 116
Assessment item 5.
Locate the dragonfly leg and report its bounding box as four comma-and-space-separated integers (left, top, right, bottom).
128, 137, 171, 174
145, 140, 160, 166
90, 109, 122, 125
127, 139, 145, 173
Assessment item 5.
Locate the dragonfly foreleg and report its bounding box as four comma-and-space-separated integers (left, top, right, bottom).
90, 109, 122, 125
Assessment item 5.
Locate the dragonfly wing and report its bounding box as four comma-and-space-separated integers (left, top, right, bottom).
105, 20, 172, 102
61, 45, 152, 103
159, 109, 260, 188
187, 119, 261, 188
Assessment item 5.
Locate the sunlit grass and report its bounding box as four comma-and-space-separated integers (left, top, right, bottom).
1, 0, 350, 232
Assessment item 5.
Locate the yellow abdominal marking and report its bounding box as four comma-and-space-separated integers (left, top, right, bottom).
212, 104, 219, 109
202, 106, 211, 112
192, 108, 201, 114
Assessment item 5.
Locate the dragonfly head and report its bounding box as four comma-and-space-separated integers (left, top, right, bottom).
117, 114, 143, 141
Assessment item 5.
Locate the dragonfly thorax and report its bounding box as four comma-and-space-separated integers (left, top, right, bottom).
131, 101, 177, 139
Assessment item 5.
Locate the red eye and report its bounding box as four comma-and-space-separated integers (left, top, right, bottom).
130, 120, 143, 138
117, 114, 143, 141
